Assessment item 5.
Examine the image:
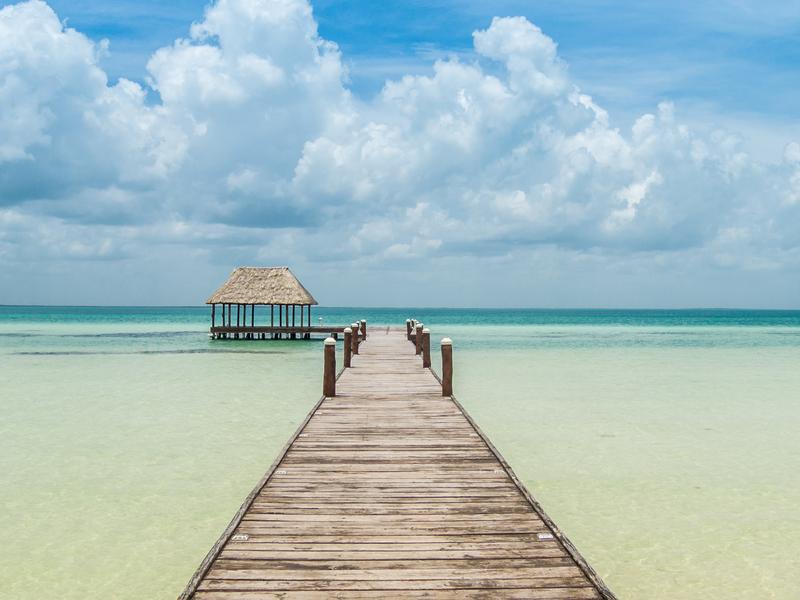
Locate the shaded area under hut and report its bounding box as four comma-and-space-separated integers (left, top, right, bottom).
206, 266, 341, 340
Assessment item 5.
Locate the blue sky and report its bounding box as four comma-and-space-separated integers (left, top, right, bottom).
1, 0, 799, 306
43, 0, 800, 127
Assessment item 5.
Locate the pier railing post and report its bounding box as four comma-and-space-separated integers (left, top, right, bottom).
422, 328, 431, 368
323, 337, 336, 397
406, 319, 412, 340
343, 327, 352, 368
351, 322, 360, 355
415, 323, 423, 355
360, 319, 367, 340
441, 338, 453, 396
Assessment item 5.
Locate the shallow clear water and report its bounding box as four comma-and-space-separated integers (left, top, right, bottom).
1, 306, 799, 599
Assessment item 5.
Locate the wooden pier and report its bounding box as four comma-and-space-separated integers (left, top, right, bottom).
180, 325, 615, 599
210, 325, 348, 340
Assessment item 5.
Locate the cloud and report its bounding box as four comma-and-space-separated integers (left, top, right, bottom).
0, 0, 798, 305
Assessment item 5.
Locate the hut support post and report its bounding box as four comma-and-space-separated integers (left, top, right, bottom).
211, 304, 216, 329
422, 328, 431, 368
343, 328, 352, 368
441, 338, 453, 396
323, 337, 336, 397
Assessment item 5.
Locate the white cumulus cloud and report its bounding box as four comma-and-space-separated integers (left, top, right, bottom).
0, 0, 798, 305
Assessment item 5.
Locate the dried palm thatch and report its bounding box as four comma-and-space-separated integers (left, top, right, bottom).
206, 267, 318, 305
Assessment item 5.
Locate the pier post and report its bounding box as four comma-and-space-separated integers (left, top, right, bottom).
406, 319, 412, 340
441, 338, 453, 396
360, 319, 367, 340
351, 322, 360, 355
422, 328, 431, 368
323, 337, 336, 397
415, 323, 423, 355
343, 327, 352, 368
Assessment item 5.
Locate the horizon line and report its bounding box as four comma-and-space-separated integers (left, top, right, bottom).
2, 304, 799, 311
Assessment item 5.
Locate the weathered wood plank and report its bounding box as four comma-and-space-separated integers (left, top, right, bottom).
196, 582, 601, 597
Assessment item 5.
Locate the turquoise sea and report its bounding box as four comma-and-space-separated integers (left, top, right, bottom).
1, 306, 799, 599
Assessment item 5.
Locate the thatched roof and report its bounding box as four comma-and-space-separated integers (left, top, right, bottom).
206, 267, 318, 305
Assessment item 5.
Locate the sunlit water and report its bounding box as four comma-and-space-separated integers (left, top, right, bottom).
1, 307, 799, 599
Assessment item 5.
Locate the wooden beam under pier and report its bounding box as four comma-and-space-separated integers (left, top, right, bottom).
210, 325, 349, 337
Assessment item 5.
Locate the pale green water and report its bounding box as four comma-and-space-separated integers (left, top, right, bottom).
1, 308, 799, 599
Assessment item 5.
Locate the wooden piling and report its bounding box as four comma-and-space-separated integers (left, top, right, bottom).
415, 323, 423, 355
323, 337, 336, 397
422, 327, 431, 368
405, 319, 412, 340
360, 319, 367, 340
351, 322, 360, 355
441, 337, 453, 396
343, 327, 352, 368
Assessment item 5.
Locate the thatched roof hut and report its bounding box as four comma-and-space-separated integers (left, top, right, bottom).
206, 267, 319, 338
206, 266, 317, 306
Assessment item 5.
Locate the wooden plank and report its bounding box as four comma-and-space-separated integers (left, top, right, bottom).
206, 564, 582, 580
179, 327, 615, 599
196, 584, 601, 597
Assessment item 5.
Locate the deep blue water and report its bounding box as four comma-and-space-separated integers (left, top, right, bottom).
2, 305, 800, 327
2, 306, 799, 354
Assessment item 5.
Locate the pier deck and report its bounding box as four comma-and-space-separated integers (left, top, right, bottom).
210, 325, 347, 340
180, 327, 614, 599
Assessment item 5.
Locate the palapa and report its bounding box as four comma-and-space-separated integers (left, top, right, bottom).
206, 267, 318, 306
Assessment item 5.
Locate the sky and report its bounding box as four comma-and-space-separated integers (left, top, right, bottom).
1, 0, 799, 307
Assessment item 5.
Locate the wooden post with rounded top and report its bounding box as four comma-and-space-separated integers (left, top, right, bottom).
343, 327, 352, 368
351, 323, 360, 355
323, 337, 336, 397
406, 319, 412, 340
422, 328, 431, 368
441, 337, 453, 396
415, 323, 423, 355
360, 320, 367, 340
